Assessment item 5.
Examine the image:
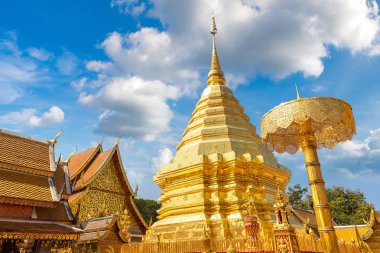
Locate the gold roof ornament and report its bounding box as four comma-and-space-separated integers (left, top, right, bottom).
261, 93, 356, 253
51, 129, 63, 146
133, 184, 139, 196
207, 17, 226, 86
67, 146, 78, 163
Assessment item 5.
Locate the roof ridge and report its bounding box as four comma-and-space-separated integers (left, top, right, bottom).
87, 215, 114, 222
68, 144, 102, 180
0, 128, 50, 145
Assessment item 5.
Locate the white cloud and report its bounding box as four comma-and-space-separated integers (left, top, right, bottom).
71, 77, 87, 91
311, 84, 327, 93
151, 147, 173, 172
86, 60, 111, 72
56, 50, 80, 75
100, 29, 200, 94
111, 0, 146, 16
339, 168, 376, 180
0, 35, 47, 103
0, 106, 65, 128
79, 76, 180, 141
75, 0, 380, 141
27, 47, 51, 61
334, 128, 380, 158
126, 168, 145, 186
146, 0, 380, 78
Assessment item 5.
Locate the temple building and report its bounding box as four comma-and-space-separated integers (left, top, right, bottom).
67, 143, 147, 247
142, 17, 380, 253
1, 16, 380, 253
0, 129, 147, 252
0, 129, 79, 252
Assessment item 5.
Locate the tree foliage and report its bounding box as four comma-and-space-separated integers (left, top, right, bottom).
134, 198, 161, 224
327, 186, 372, 225
287, 184, 372, 225
287, 184, 313, 210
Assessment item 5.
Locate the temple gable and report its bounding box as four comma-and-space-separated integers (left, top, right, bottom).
90, 154, 124, 194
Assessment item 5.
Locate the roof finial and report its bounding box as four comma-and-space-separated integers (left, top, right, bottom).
67, 146, 77, 163
207, 17, 225, 86
51, 129, 63, 146
295, 84, 301, 100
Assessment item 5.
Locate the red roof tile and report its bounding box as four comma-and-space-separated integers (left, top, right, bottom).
73, 149, 112, 191
68, 146, 100, 179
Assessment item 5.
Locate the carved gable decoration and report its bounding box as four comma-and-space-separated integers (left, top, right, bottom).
91, 154, 124, 193
77, 189, 125, 221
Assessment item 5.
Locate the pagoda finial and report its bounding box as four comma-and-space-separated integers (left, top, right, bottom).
207, 17, 225, 86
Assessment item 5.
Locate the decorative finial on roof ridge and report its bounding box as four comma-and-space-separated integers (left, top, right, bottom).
99, 136, 105, 145
207, 16, 225, 86
295, 84, 301, 100
51, 129, 63, 146
67, 146, 77, 163
133, 184, 139, 196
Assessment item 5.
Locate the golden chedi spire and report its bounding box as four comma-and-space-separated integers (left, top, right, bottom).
146, 17, 291, 243
208, 17, 226, 86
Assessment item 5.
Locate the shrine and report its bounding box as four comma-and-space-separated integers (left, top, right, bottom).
0, 16, 379, 253
0, 130, 147, 252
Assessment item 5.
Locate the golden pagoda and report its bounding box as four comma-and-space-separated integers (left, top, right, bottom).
144, 17, 291, 242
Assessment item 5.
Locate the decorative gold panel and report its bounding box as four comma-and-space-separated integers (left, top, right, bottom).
78, 189, 125, 221
91, 158, 124, 193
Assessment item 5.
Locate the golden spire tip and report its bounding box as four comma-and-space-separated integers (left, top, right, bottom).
211, 17, 217, 35
295, 84, 301, 100
207, 16, 225, 86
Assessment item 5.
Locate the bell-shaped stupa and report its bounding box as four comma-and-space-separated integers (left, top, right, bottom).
144, 17, 291, 241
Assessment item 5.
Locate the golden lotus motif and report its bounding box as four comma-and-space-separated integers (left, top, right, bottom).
261, 97, 356, 154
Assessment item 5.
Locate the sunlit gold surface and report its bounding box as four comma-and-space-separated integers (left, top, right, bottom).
261, 97, 355, 154
144, 17, 291, 243
261, 96, 356, 253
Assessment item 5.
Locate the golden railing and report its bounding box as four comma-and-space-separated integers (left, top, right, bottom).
120, 234, 363, 253
296, 233, 362, 253
121, 237, 275, 253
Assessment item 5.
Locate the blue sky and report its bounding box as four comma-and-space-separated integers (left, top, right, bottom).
1, 0, 380, 207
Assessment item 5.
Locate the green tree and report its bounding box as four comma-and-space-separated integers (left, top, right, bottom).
134, 198, 161, 224
287, 184, 313, 210
327, 186, 372, 225
287, 184, 372, 225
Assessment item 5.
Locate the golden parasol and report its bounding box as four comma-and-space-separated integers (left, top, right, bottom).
261, 90, 355, 253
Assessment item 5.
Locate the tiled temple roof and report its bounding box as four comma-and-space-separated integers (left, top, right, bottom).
0, 169, 55, 207
81, 216, 115, 231
334, 225, 369, 242
68, 145, 101, 180
0, 218, 80, 240
0, 129, 54, 176
77, 216, 129, 243
73, 149, 112, 191
36, 202, 73, 222
292, 208, 319, 228
53, 162, 66, 196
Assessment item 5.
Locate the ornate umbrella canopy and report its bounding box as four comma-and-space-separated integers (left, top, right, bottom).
261, 97, 356, 154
